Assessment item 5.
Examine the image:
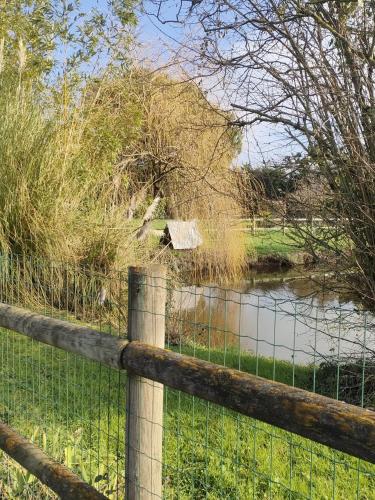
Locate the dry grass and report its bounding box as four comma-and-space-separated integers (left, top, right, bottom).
0, 76, 157, 274
182, 217, 247, 283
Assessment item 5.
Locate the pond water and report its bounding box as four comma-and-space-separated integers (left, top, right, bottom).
173, 271, 375, 365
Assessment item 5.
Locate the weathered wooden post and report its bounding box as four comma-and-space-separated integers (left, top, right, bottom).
126, 265, 167, 499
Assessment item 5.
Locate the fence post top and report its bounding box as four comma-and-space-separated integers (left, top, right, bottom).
128, 264, 167, 277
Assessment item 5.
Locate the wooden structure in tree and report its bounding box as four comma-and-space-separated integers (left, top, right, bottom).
161, 219, 202, 249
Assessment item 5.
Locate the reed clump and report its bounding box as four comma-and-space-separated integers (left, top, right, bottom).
191, 219, 247, 283
0, 76, 156, 274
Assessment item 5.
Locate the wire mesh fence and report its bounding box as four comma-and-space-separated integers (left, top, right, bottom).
0, 253, 374, 498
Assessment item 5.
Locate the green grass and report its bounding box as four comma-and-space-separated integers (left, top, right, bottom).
1, 329, 374, 499
150, 219, 298, 255
245, 230, 303, 258
178, 343, 311, 387
152, 219, 168, 230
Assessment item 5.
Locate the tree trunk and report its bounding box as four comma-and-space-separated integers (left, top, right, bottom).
135, 195, 162, 240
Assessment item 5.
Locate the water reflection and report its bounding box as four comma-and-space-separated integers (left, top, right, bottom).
172, 277, 375, 365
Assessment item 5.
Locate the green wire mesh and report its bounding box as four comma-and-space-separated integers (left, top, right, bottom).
0, 254, 374, 498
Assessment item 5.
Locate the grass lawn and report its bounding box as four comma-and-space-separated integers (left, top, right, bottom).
1, 329, 374, 499
150, 220, 302, 256
152, 219, 168, 231
245, 230, 303, 258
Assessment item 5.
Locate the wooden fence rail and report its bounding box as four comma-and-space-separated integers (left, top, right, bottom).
0, 303, 128, 370
0, 421, 106, 500
0, 266, 374, 498
0, 302, 374, 465
240, 217, 344, 235
122, 342, 375, 464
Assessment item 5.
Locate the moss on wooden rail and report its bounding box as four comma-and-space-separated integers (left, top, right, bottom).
0, 421, 107, 499
0, 303, 128, 369
121, 342, 375, 464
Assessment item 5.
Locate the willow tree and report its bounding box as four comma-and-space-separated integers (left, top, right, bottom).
84, 70, 246, 280
131, 71, 246, 280
129, 72, 241, 218
148, 0, 375, 303
86, 70, 242, 218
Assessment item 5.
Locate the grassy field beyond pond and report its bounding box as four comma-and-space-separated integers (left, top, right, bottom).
246, 230, 300, 258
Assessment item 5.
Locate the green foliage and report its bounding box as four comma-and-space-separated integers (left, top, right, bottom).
243, 154, 311, 202
0, 0, 138, 83
0, 0, 56, 79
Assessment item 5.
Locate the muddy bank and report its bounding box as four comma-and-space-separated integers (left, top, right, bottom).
166, 251, 324, 284
247, 251, 315, 270
170, 249, 317, 283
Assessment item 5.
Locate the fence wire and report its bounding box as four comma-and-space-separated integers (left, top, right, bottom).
0, 254, 374, 499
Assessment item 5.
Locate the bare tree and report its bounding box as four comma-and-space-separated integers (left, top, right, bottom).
147, 0, 375, 305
